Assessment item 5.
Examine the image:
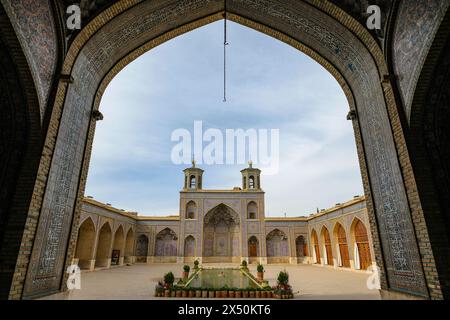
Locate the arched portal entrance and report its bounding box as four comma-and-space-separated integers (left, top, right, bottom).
295, 235, 307, 263
184, 235, 195, 262
124, 228, 134, 264
135, 234, 149, 263
321, 227, 333, 266
112, 226, 125, 266
248, 236, 259, 264
95, 222, 112, 268
266, 229, 289, 264
334, 223, 350, 268
351, 219, 372, 270
75, 218, 96, 270
12, 0, 440, 300
311, 229, 320, 264
203, 204, 240, 263
154, 228, 178, 263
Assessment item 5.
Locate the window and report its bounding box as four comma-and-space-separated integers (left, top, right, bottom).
189, 175, 196, 188
249, 176, 255, 189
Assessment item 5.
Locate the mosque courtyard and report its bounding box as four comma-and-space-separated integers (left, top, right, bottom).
43, 263, 380, 300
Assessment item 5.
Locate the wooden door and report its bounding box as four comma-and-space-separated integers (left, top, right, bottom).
249, 241, 257, 257
323, 228, 333, 265
337, 224, 350, 267
355, 220, 371, 270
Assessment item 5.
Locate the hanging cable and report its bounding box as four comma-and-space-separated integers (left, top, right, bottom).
223, 0, 228, 102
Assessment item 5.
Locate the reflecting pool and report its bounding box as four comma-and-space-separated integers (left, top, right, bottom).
186, 269, 259, 289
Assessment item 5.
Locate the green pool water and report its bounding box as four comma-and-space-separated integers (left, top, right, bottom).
186, 269, 259, 289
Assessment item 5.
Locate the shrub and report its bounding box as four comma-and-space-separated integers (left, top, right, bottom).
241, 260, 248, 267
257, 264, 264, 272
277, 271, 289, 285
194, 260, 199, 267
164, 271, 175, 286
183, 265, 190, 272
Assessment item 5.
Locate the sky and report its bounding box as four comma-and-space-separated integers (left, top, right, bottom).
85, 20, 364, 217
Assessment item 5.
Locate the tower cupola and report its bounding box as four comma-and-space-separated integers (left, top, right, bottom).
240, 161, 261, 190
183, 159, 204, 190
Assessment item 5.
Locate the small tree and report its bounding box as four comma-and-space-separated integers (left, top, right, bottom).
194, 259, 199, 269
183, 265, 190, 272
164, 271, 175, 286
257, 264, 264, 273
241, 260, 248, 267
277, 271, 289, 286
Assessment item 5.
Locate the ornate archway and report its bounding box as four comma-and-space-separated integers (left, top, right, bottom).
135, 234, 149, 263
202, 204, 240, 263
154, 228, 178, 262
295, 235, 307, 263
5, 0, 443, 300
266, 229, 289, 264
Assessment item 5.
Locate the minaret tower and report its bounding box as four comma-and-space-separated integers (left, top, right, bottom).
241, 160, 262, 191
183, 159, 204, 190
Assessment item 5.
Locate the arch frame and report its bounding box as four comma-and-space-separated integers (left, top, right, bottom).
12, 0, 440, 300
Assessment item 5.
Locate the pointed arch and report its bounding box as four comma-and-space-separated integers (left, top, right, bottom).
320, 226, 333, 266
185, 200, 197, 219
203, 204, 240, 262
95, 221, 112, 268
124, 228, 135, 264
248, 235, 259, 263
111, 225, 125, 265
350, 218, 372, 270
333, 222, 350, 268
295, 235, 307, 258
266, 229, 289, 263
247, 201, 258, 219
75, 217, 96, 270
155, 227, 178, 258
311, 229, 321, 264
184, 235, 195, 260
136, 234, 149, 262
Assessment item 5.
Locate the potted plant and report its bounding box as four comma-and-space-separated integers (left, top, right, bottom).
171, 287, 176, 297
277, 271, 289, 287
228, 288, 236, 298
176, 286, 182, 298
208, 288, 215, 298
221, 286, 229, 298
164, 272, 174, 286
240, 260, 248, 270
154, 281, 164, 297
194, 259, 200, 270
267, 287, 274, 298
257, 264, 264, 281
183, 265, 190, 279
260, 288, 266, 298
195, 287, 202, 298
242, 288, 249, 298
255, 288, 261, 298
202, 287, 208, 298
248, 287, 255, 298
235, 288, 242, 298
182, 287, 188, 298
215, 288, 222, 298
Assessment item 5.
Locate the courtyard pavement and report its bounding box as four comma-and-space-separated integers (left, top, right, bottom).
43, 263, 381, 300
